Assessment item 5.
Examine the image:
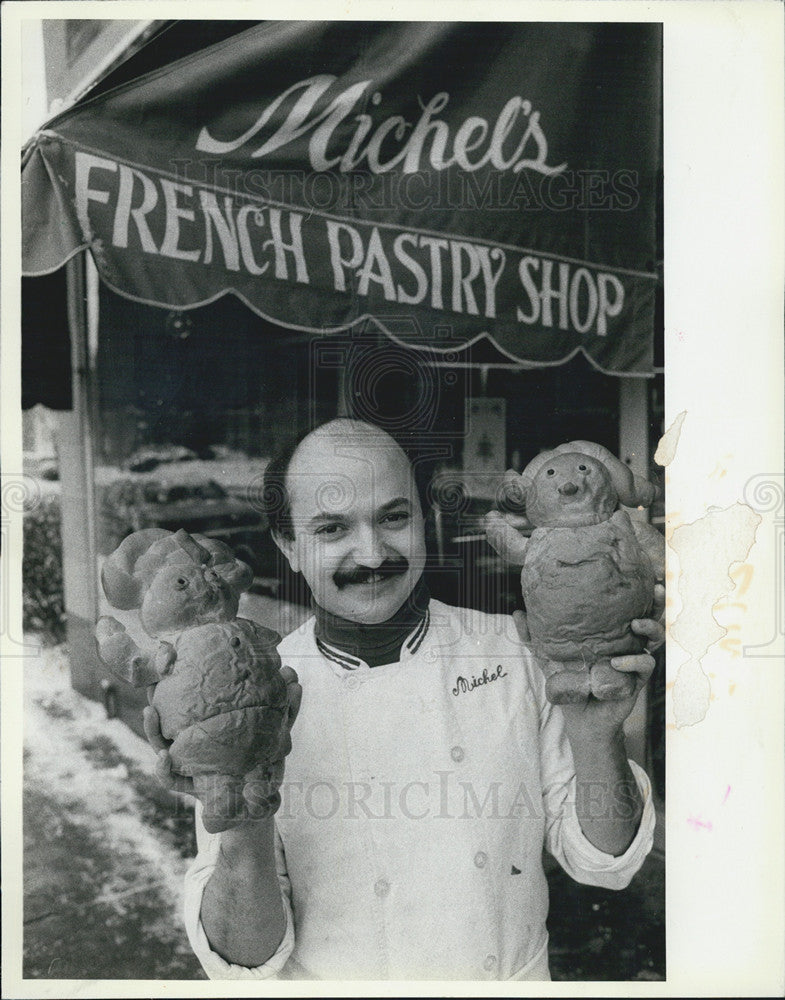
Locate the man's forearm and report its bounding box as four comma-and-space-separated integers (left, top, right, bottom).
567, 730, 643, 856
200, 817, 286, 968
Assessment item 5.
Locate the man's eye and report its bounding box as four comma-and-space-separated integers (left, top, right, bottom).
175, 576, 189, 590
315, 523, 345, 536
382, 511, 410, 525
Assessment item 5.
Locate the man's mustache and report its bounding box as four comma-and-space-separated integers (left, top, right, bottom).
333, 558, 409, 589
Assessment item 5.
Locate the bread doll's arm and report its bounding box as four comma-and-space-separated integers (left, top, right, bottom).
630, 518, 666, 581
483, 510, 530, 566
96, 616, 160, 687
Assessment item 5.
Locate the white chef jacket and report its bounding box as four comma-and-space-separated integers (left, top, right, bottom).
183, 598, 655, 981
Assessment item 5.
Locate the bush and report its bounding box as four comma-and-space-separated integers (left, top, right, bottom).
23, 495, 66, 644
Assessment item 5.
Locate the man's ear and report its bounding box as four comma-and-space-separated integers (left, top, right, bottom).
272, 530, 300, 574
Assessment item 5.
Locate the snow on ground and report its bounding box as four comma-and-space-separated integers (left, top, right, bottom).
23, 641, 205, 979
25, 646, 188, 904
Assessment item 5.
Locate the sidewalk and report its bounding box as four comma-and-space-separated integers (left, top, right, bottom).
547, 845, 664, 981
23, 643, 205, 980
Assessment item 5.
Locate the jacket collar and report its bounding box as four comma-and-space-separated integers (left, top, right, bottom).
313, 576, 430, 669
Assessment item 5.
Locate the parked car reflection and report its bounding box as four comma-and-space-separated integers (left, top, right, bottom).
99, 476, 284, 594
122, 444, 199, 473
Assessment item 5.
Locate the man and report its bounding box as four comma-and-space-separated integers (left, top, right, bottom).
149, 418, 662, 980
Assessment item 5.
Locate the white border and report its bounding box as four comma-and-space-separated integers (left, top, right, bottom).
3, 2, 784, 997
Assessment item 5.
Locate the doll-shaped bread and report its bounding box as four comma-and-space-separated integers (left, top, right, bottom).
485, 442, 665, 704
95, 528, 289, 831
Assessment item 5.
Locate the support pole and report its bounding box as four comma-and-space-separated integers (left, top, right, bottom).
619, 377, 651, 768
58, 254, 100, 693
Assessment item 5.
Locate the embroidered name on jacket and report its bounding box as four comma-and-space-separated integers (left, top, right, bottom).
452, 665, 508, 696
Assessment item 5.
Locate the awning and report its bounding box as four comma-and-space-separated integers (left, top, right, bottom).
22, 21, 661, 376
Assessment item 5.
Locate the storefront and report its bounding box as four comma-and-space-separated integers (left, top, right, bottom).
21, 20, 663, 786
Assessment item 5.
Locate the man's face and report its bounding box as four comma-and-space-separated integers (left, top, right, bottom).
275, 426, 427, 624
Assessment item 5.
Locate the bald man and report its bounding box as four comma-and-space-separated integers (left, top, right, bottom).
160, 419, 662, 980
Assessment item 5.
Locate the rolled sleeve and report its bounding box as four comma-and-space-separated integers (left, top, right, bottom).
183, 803, 296, 979
548, 759, 656, 889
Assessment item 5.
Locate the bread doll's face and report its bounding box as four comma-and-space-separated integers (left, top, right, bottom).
140, 562, 240, 637
526, 453, 617, 527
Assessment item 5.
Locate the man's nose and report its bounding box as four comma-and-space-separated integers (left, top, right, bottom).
351, 524, 385, 567
558, 482, 579, 496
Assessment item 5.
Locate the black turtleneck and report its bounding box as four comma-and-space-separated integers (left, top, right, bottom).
313, 575, 430, 668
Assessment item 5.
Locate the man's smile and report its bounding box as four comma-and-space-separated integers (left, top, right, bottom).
333, 560, 409, 590
343, 572, 395, 589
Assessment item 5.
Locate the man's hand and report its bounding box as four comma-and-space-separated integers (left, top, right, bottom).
143, 665, 303, 821
514, 596, 664, 856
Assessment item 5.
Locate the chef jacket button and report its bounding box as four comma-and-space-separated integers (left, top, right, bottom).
346, 675, 359, 690
483, 954, 497, 972
474, 851, 488, 868
374, 878, 390, 897
450, 745, 465, 763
